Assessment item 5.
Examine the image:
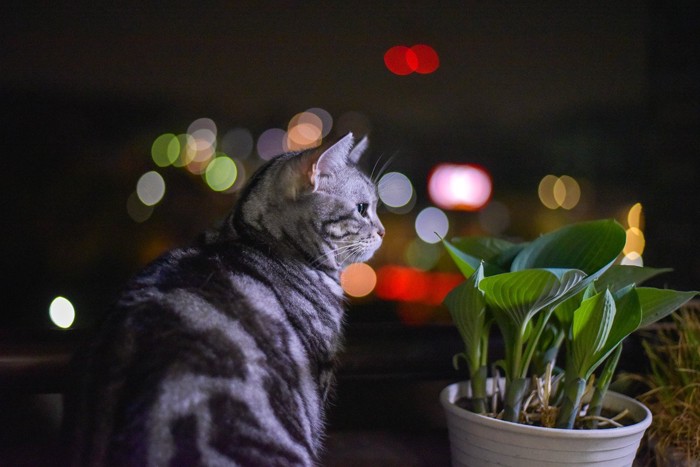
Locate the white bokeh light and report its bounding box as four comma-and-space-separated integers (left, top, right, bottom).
136, 171, 166, 206
415, 207, 449, 244
49, 296, 75, 329
378, 172, 414, 208
428, 164, 492, 211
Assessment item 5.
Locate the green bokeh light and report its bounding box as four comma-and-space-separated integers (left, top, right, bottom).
205, 155, 238, 192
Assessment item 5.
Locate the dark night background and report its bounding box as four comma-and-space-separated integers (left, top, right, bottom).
3, 1, 697, 329
0, 1, 698, 464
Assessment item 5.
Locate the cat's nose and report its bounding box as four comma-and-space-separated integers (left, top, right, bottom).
377, 227, 385, 238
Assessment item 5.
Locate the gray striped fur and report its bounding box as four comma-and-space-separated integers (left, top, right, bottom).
65, 133, 384, 466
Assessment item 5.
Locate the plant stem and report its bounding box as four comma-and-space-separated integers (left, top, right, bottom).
502, 377, 530, 423
470, 365, 489, 414
587, 344, 623, 428
555, 376, 587, 429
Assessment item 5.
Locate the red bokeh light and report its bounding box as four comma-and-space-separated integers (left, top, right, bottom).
411, 44, 440, 74
375, 265, 462, 306
384, 44, 439, 75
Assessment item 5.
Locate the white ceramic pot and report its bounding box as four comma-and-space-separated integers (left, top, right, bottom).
440, 379, 652, 467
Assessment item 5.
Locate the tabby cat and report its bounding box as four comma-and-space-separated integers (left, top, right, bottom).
65, 133, 385, 466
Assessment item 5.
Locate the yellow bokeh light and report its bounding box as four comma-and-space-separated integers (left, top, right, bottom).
538, 174, 580, 210
624, 227, 645, 256
538, 175, 559, 209
558, 175, 580, 210
627, 202, 643, 229
341, 262, 377, 298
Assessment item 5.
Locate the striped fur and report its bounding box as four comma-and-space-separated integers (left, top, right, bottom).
65, 133, 384, 466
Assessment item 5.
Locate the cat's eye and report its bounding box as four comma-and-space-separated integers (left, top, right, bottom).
356, 203, 368, 216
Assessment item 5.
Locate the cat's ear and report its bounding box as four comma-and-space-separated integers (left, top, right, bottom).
347, 135, 368, 165
309, 132, 355, 191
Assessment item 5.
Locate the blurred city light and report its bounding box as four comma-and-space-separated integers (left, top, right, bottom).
538, 174, 581, 210
341, 262, 377, 298
378, 172, 414, 209
627, 202, 644, 229
375, 265, 462, 305
187, 118, 217, 142
411, 44, 440, 74
415, 207, 449, 244
428, 163, 492, 211
384, 44, 439, 75
151, 133, 179, 167
306, 107, 333, 137
257, 128, 287, 160
287, 111, 323, 151
49, 296, 75, 329
136, 171, 166, 206
204, 155, 238, 192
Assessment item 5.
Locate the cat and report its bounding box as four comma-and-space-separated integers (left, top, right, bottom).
64, 133, 385, 466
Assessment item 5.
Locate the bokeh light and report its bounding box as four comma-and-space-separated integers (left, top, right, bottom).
127, 192, 153, 223
257, 128, 287, 160
411, 44, 440, 74
222, 128, 254, 160
187, 118, 217, 142
384, 44, 439, 75
49, 296, 75, 329
151, 133, 179, 167
136, 171, 166, 206
306, 107, 333, 137
428, 163, 492, 211
538, 174, 581, 210
627, 202, 644, 230
375, 265, 462, 306
621, 252, 644, 267
341, 262, 377, 298
287, 111, 323, 151
415, 207, 449, 244
378, 172, 414, 209
384, 46, 417, 75
624, 226, 645, 256
204, 155, 238, 192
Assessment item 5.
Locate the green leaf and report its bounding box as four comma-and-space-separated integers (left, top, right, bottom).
480, 269, 587, 328
443, 237, 508, 277
571, 290, 616, 377
588, 287, 642, 374
570, 288, 642, 380
511, 219, 626, 276
442, 237, 477, 278
450, 237, 517, 264
596, 265, 673, 293
637, 287, 699, 328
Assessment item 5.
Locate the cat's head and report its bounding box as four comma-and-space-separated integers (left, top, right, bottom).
227, 133, 384, 272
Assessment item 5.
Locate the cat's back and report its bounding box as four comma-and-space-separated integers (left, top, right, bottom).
67, 240, 342, 467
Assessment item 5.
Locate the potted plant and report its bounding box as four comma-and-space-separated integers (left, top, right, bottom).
439, 219, 698, 466
635, 303, 700, 466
